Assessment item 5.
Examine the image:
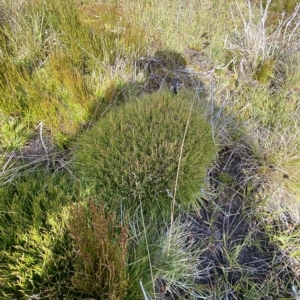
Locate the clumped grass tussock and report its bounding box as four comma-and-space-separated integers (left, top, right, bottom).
73, 91, 217, 221
68, 200, 129, 300
126, 217, 201, 300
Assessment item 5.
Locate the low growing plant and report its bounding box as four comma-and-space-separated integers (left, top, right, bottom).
68, 200, 129, 300
0, 169, 79, 299
1, 208, 75, 300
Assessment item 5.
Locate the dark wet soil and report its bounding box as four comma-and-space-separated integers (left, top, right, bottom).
155, 147, 292, 300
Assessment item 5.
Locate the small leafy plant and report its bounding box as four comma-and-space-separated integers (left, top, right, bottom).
68, 200, 129, 300
0, 170, 78, 299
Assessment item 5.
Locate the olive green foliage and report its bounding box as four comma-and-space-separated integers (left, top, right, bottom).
1, 0, 300, 299
263, 0, 298, 16
254, 58, 275, 84
0, 0, 147, 142
0, 115, 31, 152
0, 170, 78, 299
74, 91, 216, 221
155, 49, 187, 68
68, 200, 129, 300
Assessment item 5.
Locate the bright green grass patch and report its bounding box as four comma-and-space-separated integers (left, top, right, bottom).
1, 208, 75, 300
0, 115, 31, 152
0, 170, 79, 299
73, 91, 217, 222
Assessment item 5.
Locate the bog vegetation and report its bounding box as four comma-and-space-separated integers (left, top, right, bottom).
0, 0, 300, 299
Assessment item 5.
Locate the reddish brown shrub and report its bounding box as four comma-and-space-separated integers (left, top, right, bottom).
68, 200, 128, 299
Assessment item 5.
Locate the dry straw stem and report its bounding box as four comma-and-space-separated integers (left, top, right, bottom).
228, 0, 300, 78
169, 91, 196, 239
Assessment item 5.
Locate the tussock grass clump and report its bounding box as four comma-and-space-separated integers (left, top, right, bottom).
126, 218, 200, 300
68, 200, 129, 300
73, 91, 216, 221
248, 125, 300, 222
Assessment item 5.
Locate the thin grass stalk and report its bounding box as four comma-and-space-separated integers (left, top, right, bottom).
139, 199, 155, 297
167, 93, 196, 254
139, 280, 149, 300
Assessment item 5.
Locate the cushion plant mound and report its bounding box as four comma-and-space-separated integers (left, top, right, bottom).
74, 91, 216, 220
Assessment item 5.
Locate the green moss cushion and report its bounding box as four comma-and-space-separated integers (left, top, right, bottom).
73, 91, 216, 220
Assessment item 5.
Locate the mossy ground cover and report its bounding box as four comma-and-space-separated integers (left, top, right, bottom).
0, 170, 79, 299
1, 0, 300, 299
